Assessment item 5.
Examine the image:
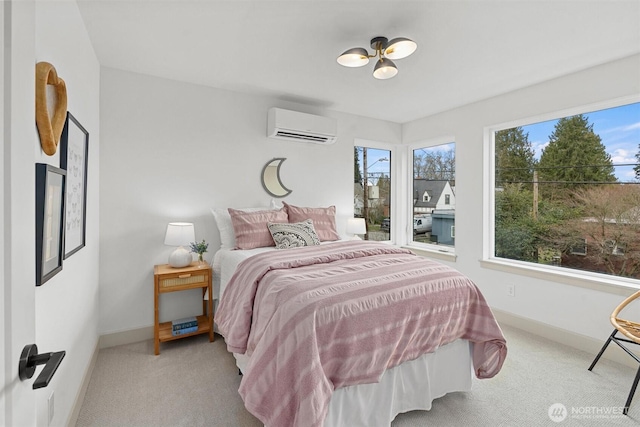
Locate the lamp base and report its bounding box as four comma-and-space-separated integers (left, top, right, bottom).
168, 246, 192, 268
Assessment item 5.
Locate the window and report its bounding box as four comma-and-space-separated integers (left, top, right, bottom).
412, 141, 455, 248
492, 101, 640, 280
605, 240, 625, 256
355, 145, 391, 241
570, 239, 587, 256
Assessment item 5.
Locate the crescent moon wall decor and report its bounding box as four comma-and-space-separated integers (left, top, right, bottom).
261, 158, 292, 198
35, 62, 68, 156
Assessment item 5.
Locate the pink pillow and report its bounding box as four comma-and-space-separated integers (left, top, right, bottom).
283, 202, 340, 242
228, 208, 288, 250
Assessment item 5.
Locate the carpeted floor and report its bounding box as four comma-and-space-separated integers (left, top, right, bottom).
76, 324, 640, 426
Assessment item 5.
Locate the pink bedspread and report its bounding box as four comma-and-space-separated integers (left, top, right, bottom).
216, 241, 507, 427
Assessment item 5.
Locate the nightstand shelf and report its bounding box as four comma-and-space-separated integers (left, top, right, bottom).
158, 314, 211, 342
154, 262, 213, 355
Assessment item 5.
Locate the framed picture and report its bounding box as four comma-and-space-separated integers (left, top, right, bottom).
60, 112, 89, 258
35, 163, 66, 286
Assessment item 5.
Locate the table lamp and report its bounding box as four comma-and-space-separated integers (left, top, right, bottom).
164, 222, 195, 268
346, 218, 366, 240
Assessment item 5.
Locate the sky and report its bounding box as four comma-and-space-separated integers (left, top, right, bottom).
356, 147, 391, 180
358, 102, 640, 182
524, 102, 640, 182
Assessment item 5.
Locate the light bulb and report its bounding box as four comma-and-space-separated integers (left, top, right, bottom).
337, 48, 370, 67
373, 58, 398, 79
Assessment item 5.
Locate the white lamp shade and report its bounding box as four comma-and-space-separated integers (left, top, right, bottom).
164, 222, 195, 247
384, 37, 417, 60
346, 218, 366, 235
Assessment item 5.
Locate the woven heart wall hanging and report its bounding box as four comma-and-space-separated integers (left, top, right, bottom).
35, 61, 67, 156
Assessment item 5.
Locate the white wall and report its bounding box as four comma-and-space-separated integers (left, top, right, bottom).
403, 54, 640, 344
34, 2, 100, 426
1, 4, 5, 424
98, 67, 401, 334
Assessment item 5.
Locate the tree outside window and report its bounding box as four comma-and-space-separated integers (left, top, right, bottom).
494, 102, 640, 279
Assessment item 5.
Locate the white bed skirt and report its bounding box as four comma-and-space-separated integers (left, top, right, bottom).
233, 339, 473, 427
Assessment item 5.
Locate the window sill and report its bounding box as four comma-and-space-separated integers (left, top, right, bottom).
403, 245, 457, 262
480, 258, 640, 296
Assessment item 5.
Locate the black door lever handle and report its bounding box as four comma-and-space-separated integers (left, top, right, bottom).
18, 344, 66, 389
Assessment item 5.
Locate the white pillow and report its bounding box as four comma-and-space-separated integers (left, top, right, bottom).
211, 206, 275, 249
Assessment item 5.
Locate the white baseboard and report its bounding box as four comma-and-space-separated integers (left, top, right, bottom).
66, 341, 99, 427
493, 308, 637, 369
98, 326, 154, 349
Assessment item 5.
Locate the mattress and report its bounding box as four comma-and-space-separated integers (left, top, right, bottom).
233, 339, 473, 427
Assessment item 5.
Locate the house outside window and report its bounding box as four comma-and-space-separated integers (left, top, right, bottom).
412, 141, 455, 248
491, 101, 640, 280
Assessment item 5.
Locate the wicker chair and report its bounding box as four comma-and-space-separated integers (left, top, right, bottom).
588, 290, 640, 415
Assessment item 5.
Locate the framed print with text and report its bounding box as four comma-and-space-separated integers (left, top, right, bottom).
60, 112, 89, 258
35, 163, 66, 286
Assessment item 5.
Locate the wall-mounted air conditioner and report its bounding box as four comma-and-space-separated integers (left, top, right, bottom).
267, 107, 337, 145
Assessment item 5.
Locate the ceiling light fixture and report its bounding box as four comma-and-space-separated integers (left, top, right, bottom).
337, 36, 417, 80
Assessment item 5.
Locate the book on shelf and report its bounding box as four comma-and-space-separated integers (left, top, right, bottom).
171, 316, 198, 331
172, 325, 198, 336
173, 320, 198, 330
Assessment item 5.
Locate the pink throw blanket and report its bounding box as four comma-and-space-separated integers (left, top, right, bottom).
216, 241, 507, 427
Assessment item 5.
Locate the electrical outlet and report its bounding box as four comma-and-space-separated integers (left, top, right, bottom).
48, 391, 54, 426
507, 284, 516, 297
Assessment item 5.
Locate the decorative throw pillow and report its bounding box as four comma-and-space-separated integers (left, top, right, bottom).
211, 206, 273, 249
268, 220, 321, 249
228, 207, 288, 250
283, 202, 340, 242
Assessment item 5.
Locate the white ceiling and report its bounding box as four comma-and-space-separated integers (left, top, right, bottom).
76, 0, 640, 124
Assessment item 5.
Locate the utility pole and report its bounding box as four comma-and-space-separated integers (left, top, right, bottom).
533, 170, 539, 221
363, 148, 369, 240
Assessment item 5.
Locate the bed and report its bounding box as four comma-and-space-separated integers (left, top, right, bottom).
211, 204, 507, 427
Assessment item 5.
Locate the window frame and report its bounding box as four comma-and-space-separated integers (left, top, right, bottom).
407, 136, 457, 254
482, 94, 640, 292
354, 139, 397, 243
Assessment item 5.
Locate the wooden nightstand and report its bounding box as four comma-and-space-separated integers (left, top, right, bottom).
154, 262, 214, 355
